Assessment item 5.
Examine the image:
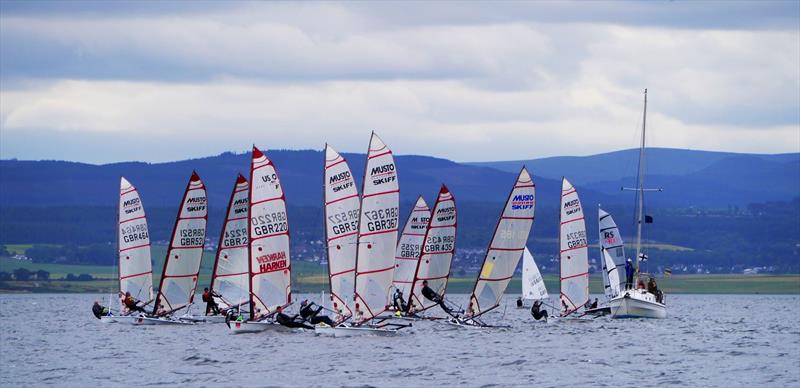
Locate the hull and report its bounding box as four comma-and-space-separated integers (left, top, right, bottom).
99, 316, 116, 323
228, 321, 298, 334
179, 315, 227, 323
331, 326, 401, 337
113, 315, 194, 325
609, 290, 666, 319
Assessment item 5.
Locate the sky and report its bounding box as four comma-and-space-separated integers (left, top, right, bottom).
1, 0, 798, 164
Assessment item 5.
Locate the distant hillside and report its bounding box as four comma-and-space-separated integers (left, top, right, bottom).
470, 148, 800, 206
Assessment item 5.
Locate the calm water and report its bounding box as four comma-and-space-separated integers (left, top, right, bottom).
1, 293, 799, 387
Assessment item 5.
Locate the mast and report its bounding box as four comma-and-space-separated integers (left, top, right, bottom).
634, 88, 647, 276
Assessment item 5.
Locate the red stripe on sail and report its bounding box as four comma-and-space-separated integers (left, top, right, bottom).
120, 243, 150, 252
326, 193, 358, 206
120, 271, 150, 280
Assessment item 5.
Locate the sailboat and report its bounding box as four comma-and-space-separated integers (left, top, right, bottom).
599, 208, 625, 299
521, 247, 548, 305
454, 167, 535, 327
559, 177, 590, 318
201, 174, 250, 323
406, 185, 457, 316
333, 132, 410, 337
609, 89, 667, 319
392, 196, 430, 313
229, 146, 294, 333
103, 177, 154, 324
320, 144, 361, 330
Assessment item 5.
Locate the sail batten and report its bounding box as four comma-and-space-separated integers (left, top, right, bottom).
210, 174, 250, 311
468, 167, 536, 318
248, 146, 291, 320
153, 172, 208, 316
559, 178, 589, 316
118, 177, 153, 307
323, 145, 361, 319
407, 186, 456, 314
353, 133, 400, 323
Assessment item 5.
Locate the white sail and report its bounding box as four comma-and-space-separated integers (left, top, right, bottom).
408, 185, 456, 314
522, 247, 548, 300
559, 178, 589, 316
598, 207, 626, 298
153, 172, 208, 315
353, 132, 400, 323
210, 174, 250, 310
249, 146, 291, 320
602, 248, 621, 299
118, 177, 153, 306
468, 167, 536, 317
392, 196, 430, 303
324, 145, 361, 319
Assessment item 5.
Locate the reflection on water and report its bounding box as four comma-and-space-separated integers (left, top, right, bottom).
1, 294, 799, 386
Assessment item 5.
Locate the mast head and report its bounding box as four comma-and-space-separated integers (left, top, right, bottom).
252, 145, 264, 158
190, 170, 201, 182
236, 173, 247, 184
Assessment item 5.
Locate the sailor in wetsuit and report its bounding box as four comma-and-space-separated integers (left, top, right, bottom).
392, 289, 407, 313
275, 306, 314, 329
299, 300, 336, 326
202, 288, 221, 315
92, 301, 110, 319
421, 280, 454, 315
121, 291, 148, 314
531, 300, 548, 322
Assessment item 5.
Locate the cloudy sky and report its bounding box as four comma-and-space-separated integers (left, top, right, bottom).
1, 1, 798, 163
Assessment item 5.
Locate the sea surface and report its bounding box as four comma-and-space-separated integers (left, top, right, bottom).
1, 293, 799, 387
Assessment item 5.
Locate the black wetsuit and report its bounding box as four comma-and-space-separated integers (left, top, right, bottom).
92, 303, 107, 319
516, 298, 523, 308
421, 285, 453, 315
203, 291, 221, 315
393, 292, 407, 312
531, 302, 548, 321
276, 312, 313, 329
299, 303, 335, 326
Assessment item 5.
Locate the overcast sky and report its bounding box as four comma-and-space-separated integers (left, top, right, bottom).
1, 1, 798, 163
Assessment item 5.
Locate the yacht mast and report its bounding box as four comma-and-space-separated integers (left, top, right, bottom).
634, 89, 647, 276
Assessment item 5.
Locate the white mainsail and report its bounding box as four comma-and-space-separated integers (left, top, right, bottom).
323, 145, 361, 319
408, 185, 457, 314
118, 177, 153, 306
392, 196, 430, 303
468, 167, 535, 317
598, 207, 626, 298
521, 247, 548, 301
353, 132, 400, 323
210, 174, 250, 310
153, 171, 208, 315
249, 146, 291, 320
602, 248, 621, 299
559, 177, 589, 316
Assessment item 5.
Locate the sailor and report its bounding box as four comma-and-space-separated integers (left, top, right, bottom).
121, 291, 147, 314
275, 306, 314, 329
392, 289, 407, 312
516, 297, 523, 308
92, 301, 109, 319
625, 258, 634, 290
530, 300, 548, 322
202, 287, 221, 315
421, 280, 454, 315
589, 298, 598, 309
299, 300, 336, 326
647, 277, 657, 294
637, 279, 646, 290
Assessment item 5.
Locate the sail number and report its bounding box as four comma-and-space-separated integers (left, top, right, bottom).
223, 228, 248, 247
179, 228, 205, 246
424, 234, 454, 253
121, 223, 148, 243
364, 207, 398, 232
565, 230, 587, 249
251, 211, 288, 236
399, 243, 421, 258
328, 209, 359, 236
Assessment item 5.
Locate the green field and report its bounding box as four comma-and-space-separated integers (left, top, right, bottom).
1, 254, 797, 294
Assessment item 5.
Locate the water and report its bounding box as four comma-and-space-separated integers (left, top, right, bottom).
1, 294, 799, 387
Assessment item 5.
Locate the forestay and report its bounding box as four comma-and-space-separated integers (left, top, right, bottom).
210, 174, 250, 310
522, 247, 548, 300
598, 207, 626, 298
468, 168, 535, 317
249, 146, 291, 320
408, 185, 456, 314
118, 177, 153, 306
324, 145, 361, 319
392, 196, 430, 303
602, 248, 621, 298
559, 178, 589, 316
353, 132, 400, 323
153, 172, 208, 315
